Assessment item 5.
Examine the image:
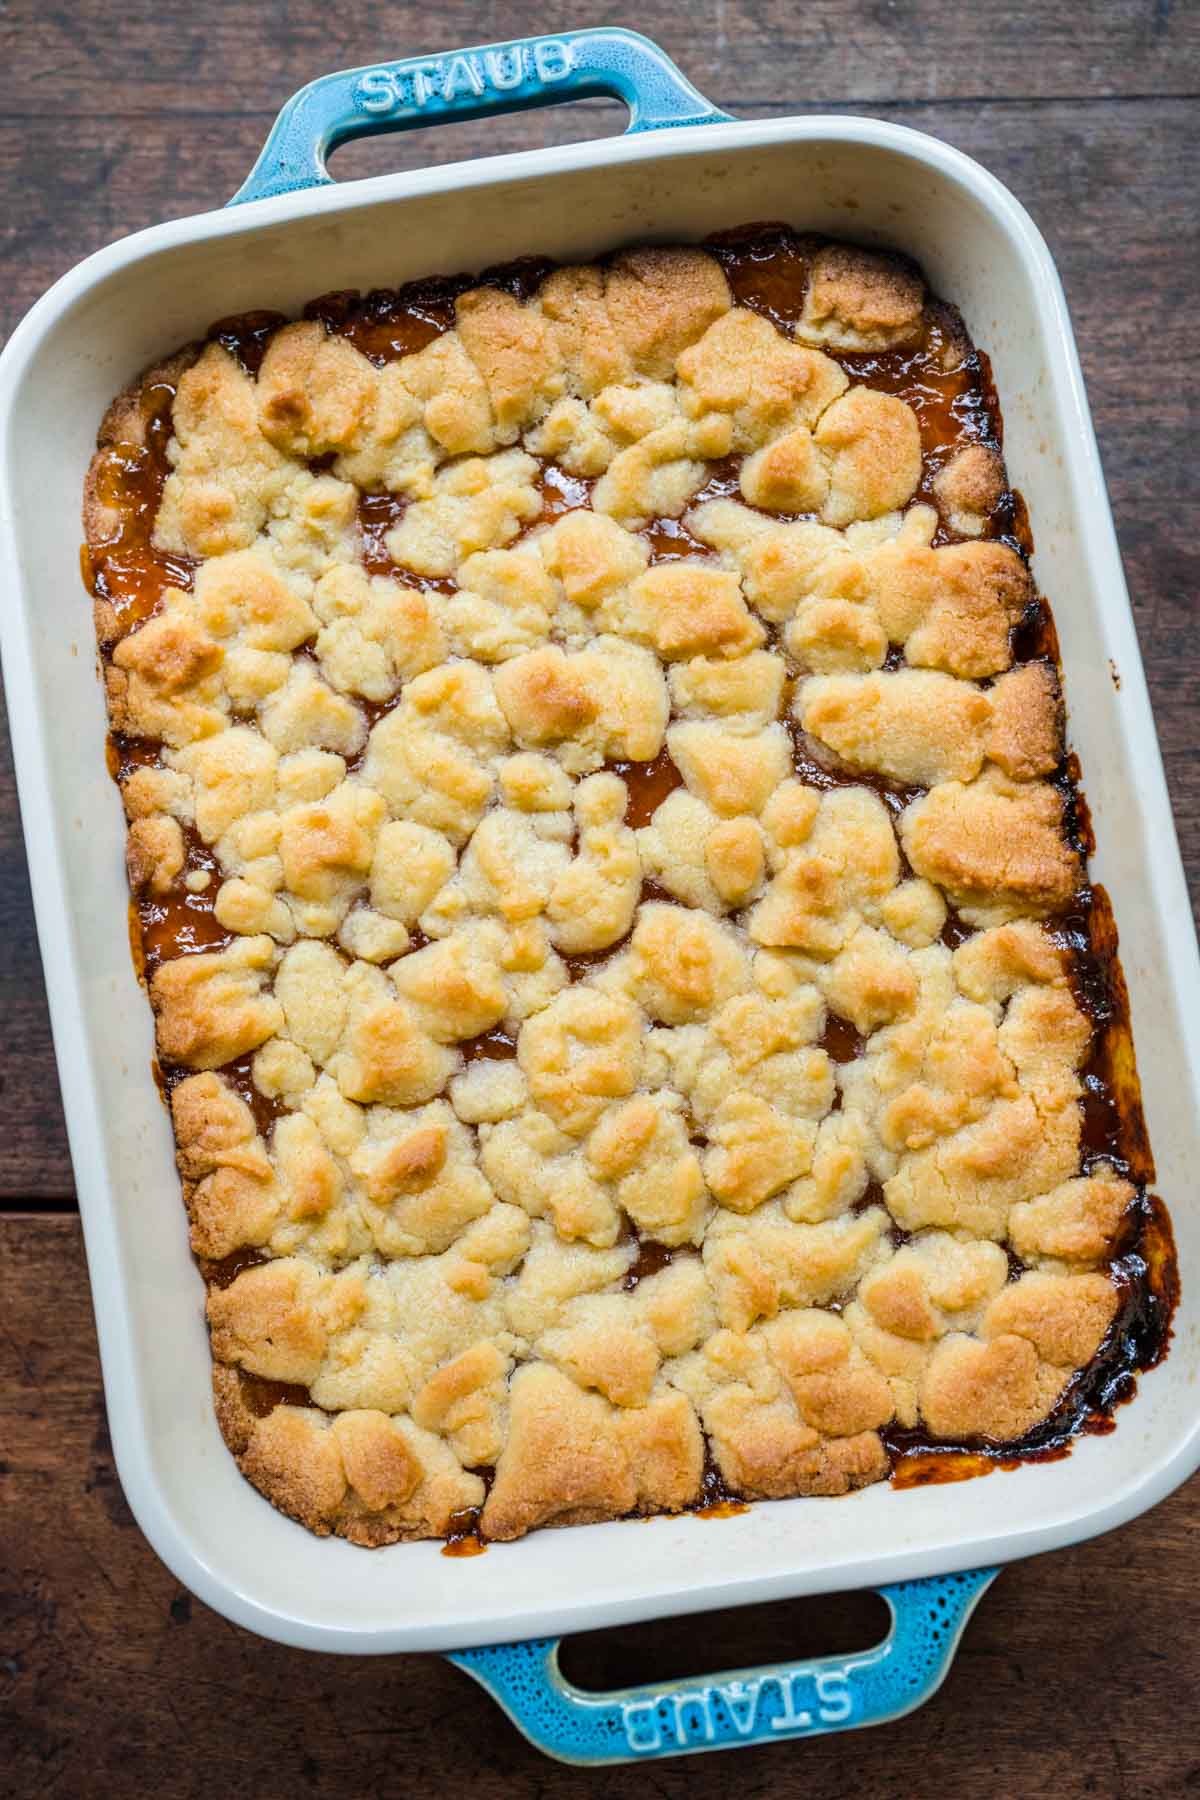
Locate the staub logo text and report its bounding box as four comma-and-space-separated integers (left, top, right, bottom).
621, 1667, 854, 1754
355, 40, 575, 114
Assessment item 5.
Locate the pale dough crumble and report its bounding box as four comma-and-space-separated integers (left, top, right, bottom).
85, 235, 1136, 1548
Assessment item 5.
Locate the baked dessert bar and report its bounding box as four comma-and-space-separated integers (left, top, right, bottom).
83, 227, 1176, 1547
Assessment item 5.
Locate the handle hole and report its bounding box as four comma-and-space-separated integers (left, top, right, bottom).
324, 98, 626, 185
558, 1590, 891, 1694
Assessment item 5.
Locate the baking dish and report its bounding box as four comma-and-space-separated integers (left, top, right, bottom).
1, 27, 1197, 1764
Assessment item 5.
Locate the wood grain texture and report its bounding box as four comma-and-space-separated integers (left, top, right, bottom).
1, 0, 1196, 107
0, 1, 1197, 1790
3, 1215, 1199, 1798
0, 687, 71, 1198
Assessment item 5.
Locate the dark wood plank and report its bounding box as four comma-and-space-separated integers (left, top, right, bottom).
1, 0, 1195, 112
2, 1214, 1197, 1798
0, 686, 72, 1198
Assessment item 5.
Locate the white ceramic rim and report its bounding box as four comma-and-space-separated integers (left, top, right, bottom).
2, 113, 1198, 1654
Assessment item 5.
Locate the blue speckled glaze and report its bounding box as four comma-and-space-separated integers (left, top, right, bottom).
231, 33, 998, 1765
230, 28, 733, 205
447, 1569, 999, 1765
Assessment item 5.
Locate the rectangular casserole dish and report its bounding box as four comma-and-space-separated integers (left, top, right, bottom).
2, 29, 1197, 1676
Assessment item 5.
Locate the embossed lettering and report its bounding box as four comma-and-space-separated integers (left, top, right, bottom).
443, 54, 485, 99
483, 46, 525, 91
356, 69, 397, 114
766, 1671, 814, 1732
533, 39, 574, 83
353, 38, 571, 119
620, 1667, 852, 1750
718, 1678, 762, 1735
621, 1700, 662, 1753
407, 61, 440, 106
815, 1668, 853, 1723
671, 1690, 716, 1744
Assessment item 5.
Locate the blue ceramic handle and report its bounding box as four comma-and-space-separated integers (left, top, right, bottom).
446, 1568, 997, 1765
230, 28, 732, 205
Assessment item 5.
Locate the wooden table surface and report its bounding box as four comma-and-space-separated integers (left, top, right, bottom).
2, 2, 1198, 1792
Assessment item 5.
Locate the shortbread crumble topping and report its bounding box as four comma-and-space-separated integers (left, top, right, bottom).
84, 228, 1173, 1547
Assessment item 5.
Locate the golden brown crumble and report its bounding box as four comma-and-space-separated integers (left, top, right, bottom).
84, 230, 1167, 1549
